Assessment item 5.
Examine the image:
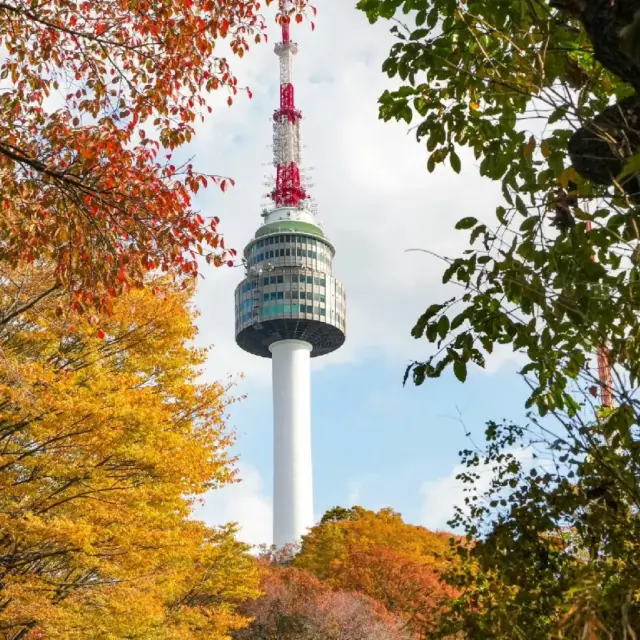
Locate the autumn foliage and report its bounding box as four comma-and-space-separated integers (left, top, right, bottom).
295, 507, 458, 638
235, 563, 409, 640
0, 0, 310, 315
0, 270, 259, 638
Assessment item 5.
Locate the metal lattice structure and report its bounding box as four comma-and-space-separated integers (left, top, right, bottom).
271, 8, 306, 208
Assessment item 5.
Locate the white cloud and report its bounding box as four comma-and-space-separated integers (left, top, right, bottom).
347, 479, 364, 505
421, 447, 534, 531
187, 0, 512, 386
193, 463, 273, 547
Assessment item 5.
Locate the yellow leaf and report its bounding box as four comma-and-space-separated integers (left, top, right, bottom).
541, 140, 551, 158
523, 135, 536, 160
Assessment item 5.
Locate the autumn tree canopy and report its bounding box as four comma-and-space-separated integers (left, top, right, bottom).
235, 562, 409, 640
0, 270, 259, 639
358, 0, 640, 635
0, 0, 311, 316
295, 507, 457, 638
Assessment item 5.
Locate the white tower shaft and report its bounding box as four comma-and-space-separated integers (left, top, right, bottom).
269, 339, 314, 548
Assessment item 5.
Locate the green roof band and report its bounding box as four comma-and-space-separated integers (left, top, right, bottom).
254, 220, 325, 239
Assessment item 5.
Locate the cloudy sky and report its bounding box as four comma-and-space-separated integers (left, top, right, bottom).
186, 0, 532, 545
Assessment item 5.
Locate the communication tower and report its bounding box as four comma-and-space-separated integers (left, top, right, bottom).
233, 1, 346, 548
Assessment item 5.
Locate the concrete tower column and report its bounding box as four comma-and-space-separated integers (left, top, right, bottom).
269, 339, 314, 548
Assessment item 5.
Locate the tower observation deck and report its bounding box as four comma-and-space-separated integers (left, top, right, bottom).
233, 1, 346, 549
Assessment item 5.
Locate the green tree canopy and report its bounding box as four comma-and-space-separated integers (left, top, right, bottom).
357, 0, 640, 636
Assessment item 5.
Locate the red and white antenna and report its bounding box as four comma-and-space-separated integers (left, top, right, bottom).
586, 220, 614, 409
270, 0, 307, 208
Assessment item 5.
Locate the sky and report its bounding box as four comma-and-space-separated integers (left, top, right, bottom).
187, 0, 533, 546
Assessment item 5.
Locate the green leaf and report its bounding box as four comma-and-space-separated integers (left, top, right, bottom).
515, 195, 528, 217
453, 359, 467, 382
619, 152, 640, 179
450, 150, 461, 173
437, 315, 450, 339
410, 28, 429, 39
455, 217, 478, 230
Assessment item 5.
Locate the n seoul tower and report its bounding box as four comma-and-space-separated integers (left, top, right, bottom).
234, 0, 346, 549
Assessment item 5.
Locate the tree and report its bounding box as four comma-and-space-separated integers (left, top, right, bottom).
234, 563, 408, 640
295, 508, 457, 638
357, 0, 640, 636
320, 505, 367, 524
0, 269, 259, 639
0, 0, 312, 315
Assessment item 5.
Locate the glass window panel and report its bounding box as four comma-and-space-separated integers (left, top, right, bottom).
277, 275, 284, 283
263, 277, 269, 286
306, 276, 313, 284
285, 248, 291, 256
320, 308, 326, 316
320, 279, 326, 286
277, 292, 284, 300
306, 305, 313, 313
292, 304, 300, 313
299, 292, 306, 299
269, 276, 276, 284
263, 294, 269, 302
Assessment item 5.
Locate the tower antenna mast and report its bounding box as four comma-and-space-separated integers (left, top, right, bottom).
271, 0, 307, 208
